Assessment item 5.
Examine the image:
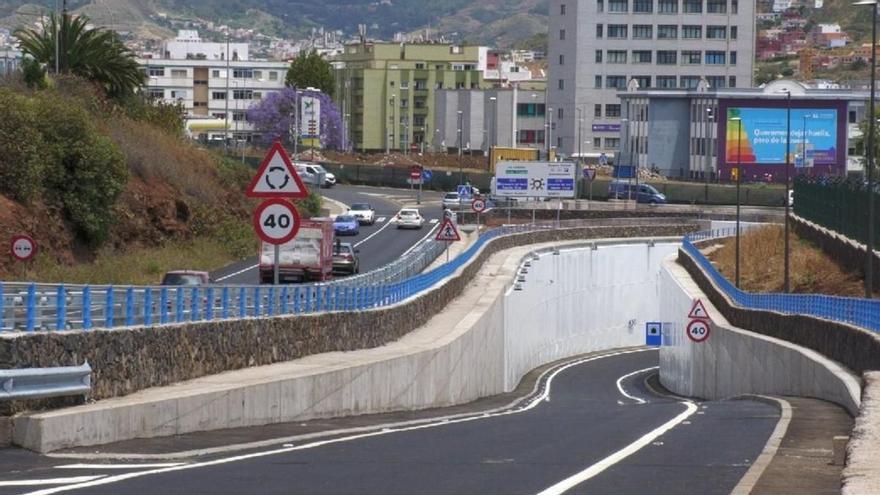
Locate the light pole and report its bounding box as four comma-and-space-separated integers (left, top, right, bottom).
731, 116, 743, 288
705, 107, 714, 204
576, 107, 584, 165
856, 0, 878, 297
489, 96, 497, 171
777, 88, 792, 293
621, 116, 632, 201
457, 110, 464, 185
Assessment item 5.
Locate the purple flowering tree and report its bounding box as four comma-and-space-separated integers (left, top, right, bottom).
247, 87, 344, 150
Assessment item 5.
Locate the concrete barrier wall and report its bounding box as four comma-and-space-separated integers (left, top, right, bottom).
504, 242, 679, 390
659, 258, 862, 416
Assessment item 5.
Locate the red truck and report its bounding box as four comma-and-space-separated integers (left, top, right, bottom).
260, 218, 334, 283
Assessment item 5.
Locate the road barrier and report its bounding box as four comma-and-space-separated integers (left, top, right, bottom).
0, 363, 91, 400
683, 229, 880, 333
0, 218, 695, 332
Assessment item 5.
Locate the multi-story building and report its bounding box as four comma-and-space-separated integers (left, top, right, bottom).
0, 48, 22, 76
547, 0, 755, 158
138, 31, 288, 142
333, 42, 490, 152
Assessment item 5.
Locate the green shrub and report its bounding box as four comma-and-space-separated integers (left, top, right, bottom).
296, 190, 324, 218
0, 90, 46, 202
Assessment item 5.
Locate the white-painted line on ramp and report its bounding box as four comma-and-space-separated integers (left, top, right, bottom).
429, 218, 439, 224
353, 216, 397, 248
375, 217, 386, 223
401, 223, 441, 257
535, 401, 699, 495
54, 463, 185, 470
214, 264, 258, 283
1, 476, 105, 487
615, 366, 658, 405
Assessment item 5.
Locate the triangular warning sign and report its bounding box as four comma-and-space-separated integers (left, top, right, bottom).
688, 299, 710, 320
435, 218, 461, 242
246, 141, 309, 198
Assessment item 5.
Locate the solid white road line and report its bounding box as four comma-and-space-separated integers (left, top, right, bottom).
54, 463, 185, 470
400, 223, 441, 257
353, 215, 397, 248
615, 366, 658, 405
535, 401, 699, 495
25, 348, 656, 494
213, 264, 259, 283
730, 396, 792, 495
0, 476, 105, 487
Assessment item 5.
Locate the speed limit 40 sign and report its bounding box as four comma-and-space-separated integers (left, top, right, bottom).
471, 198, 487, 213
686, 319, 711, 343
252, 198, 301, 245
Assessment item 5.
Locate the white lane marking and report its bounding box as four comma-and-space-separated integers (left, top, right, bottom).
730, 396, 792, 495
536, 401, 699, 495
615, 366, 658, 405
375, 217, 386, 223
429, 218, 439, 224
213, 264, 259, 282
353, 215, 397, 248
25, 348, 656, 494
54, 463, 185, 470
400, 223, 441, 257
0, 476, 105, 487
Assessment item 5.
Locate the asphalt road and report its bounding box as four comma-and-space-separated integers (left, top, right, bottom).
2, 349, 780, 495
209, 185, 447, 284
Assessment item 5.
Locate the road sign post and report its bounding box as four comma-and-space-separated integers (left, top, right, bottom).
10, 234, 36, 279
435, 218, 461, 263
471, 198, 486, 229
686, 319, 711, 343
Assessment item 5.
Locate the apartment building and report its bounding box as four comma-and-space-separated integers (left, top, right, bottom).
333, 42, 490, 152
547, 0, 755, 157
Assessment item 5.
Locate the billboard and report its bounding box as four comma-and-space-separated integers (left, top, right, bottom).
300, 95, 321, 139
718, 99, 846, 180
493, 161, 576, 198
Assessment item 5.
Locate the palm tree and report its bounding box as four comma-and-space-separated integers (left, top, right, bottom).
15, 13, 144, 97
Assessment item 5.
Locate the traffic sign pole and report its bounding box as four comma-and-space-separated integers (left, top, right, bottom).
274, 244, 280, 285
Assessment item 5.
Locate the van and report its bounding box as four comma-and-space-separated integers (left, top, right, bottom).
294, 163, 336, 188
608, 180, 667, 204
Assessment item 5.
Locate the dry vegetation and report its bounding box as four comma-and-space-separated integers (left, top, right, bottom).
707, 225, 866, 296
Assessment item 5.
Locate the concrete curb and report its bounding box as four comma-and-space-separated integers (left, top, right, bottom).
730, 396, 792, 495
843, 371, 880, 495
321, 195, 349, 217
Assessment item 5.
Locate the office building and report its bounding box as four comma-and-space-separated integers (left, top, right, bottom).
547, 0, 755, 157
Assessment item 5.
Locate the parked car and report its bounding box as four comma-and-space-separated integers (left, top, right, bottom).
295, 163, 336, 188
607, 180, 667, 204
396, 208, 425, 229
348, 203, 376, 225
333, 215, 360, 235
161, 270, 211, 286
442, 192, 462, 209
332, 241, 360, 275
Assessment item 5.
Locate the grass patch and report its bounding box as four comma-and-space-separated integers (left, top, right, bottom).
24, 234, 256, 286
707, 224, 865, 296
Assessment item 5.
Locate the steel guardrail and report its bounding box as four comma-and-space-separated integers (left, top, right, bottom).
0, 362, 92, 400
0, 218, 697, 332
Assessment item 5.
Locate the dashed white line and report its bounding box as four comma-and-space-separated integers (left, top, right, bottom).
213, 264, 258, 282
0, 476, 105, 487
353, 215, 397, 248
375, 217, 386, 223
429, 218, 439, 224
615, 366, 658, 405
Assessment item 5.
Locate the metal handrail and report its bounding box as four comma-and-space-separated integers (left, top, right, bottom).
0, 362, 92, 400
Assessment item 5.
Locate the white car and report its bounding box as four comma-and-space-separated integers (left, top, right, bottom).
295, 163, 336, 188
348, 203, 376, 225
442, 192, 462, 209
395, 208, 425, 229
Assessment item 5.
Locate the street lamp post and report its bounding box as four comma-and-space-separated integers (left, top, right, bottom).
731, 116, 743, 288
856, 0, 878, 297
489, 96, 497, 171
778, 88, 792, 293
457, 110, 464, 185
705, 107, 714, 204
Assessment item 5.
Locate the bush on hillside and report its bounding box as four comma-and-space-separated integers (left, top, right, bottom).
0, 91, 47, 202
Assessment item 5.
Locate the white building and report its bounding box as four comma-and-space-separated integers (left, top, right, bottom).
161, 30, 249, 62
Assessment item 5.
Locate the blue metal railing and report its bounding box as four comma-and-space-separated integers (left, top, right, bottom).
683, 229, 880, 333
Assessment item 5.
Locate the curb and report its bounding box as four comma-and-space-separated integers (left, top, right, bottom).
729, 395, 793, 495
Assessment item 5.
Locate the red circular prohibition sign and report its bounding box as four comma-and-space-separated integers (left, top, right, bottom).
252, 198, 302, 245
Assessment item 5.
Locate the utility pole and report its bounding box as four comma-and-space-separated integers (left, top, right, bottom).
224, 34, 230, 153
54, 0, 59, 74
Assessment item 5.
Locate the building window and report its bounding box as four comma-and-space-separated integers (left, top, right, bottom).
211, 91, 227, 100
559, 54, 565, 65
596, 50, 603, 63
212, 70, 221, 78
598, 0, 604, 12
192, 101, 207, 107
705, 51, 726, 64
657, 76, 677, 88
595, 104, 603, 117
608, 24, 628, 39
633, 50, 652, 63
633, 25, 653, 39
605, 104, 621, 117
232, 111, 247, 122
595, 75, 603, 88
606, 76, 627, 89
707, 26, 727, 39
269, 71, 278, 81
596, 24, 604, 38
682, 25, 702, 39
233, 89, 253, 100
558, 108, 564, 120
683, 0, 702, 12
517, 103, 546, 116
144, 88, 164, 99
414, 79, 428, 89
680, 76, 700, 88
707, 0, 726, 12
707, 76, 726, 88
211, 113, 226, 120
170, 69, 187, 77
455, 82, 465, 89
594, 137, 602, 148
658, 0, 678, 12
147, 67, 164, 77
400, 81, 409, 89
232, 68, 253, 78
561, 3, 566, 14
682, 50, 702, 64
657, 50, 677, 64
658, 25, 678, 39
560, 29, 566, 40
850, 110, 858, 123
518, 130, 545, 144
632, 76, 651, 88
253, 70, 262, 80
729, 76, 737, 88
731, 26, 738, 39
731, 0, 738, 13
607, 50, 628, 63
558, 79, 565, 90
730, 51, 737, 65
606, 138, 620, 149
633, 0, 653, 12
608, 0, 628, 12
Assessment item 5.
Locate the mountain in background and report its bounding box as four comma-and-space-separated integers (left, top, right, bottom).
0, 0, 549, 48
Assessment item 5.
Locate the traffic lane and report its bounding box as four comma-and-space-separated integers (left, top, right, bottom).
58, 349, 778, 495
353, 218, 440, 273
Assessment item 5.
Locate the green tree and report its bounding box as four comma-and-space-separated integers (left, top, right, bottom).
0, 90, 47, 202
285, 50, 335, 96
15, 13, 145, 98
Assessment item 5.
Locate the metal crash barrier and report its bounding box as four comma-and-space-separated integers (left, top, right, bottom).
0, 362, 92, 400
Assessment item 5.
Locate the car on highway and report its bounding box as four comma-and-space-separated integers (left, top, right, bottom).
396, 208, 425, 229
295, 163, 336, 188
161, 270, 211, 286
442, 192, 462, 209
608, 180, 667, 204
333, 215, 360, 235
348, 203, 376, 225
332, 241, 360, 275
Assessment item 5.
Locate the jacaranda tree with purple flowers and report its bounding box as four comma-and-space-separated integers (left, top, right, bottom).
247, 87, 344, 150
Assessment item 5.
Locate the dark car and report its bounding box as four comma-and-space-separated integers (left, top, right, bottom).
333, 215, 360, 235
607, 180, 667, 204
161, 270, 211, 285
332, 242, 360, 275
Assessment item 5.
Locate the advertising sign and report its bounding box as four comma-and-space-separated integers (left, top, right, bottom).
493, 161, 576, 198
725, 107, 838, 165
300, 95, 321, 138
592, 124, 621, 133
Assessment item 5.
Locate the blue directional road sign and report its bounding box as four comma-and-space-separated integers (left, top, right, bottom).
422, 169, 433, 181
457, 184, 473, 198
646, 322, 662, 346
495, 178, 528, 193
599, 153, 608, 166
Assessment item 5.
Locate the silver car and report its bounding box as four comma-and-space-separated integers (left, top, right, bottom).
395, 208, 425, 229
